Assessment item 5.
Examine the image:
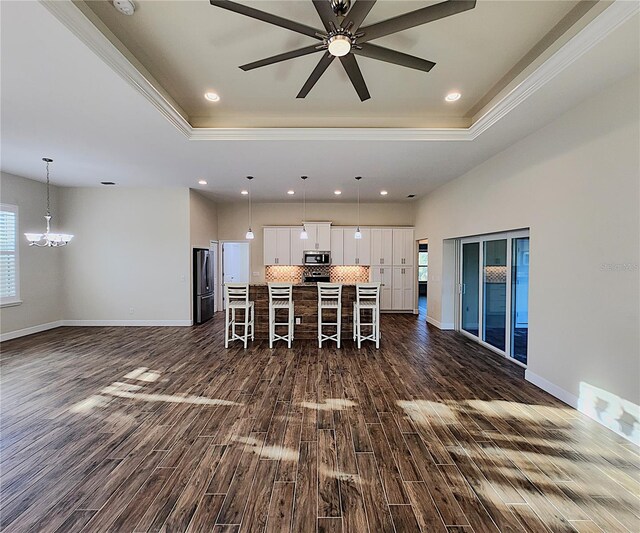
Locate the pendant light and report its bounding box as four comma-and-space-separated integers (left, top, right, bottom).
245, 176, 254, 240
354, 176, 362, 239
300, 175, 309, 240
25, 158, 73, 247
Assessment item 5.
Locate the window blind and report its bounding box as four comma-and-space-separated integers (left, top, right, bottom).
0, 205, 18, 302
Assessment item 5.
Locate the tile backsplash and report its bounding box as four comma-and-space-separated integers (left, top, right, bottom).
265, 265, 370, 284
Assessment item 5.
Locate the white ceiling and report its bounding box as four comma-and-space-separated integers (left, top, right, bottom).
0, 1, 638, 202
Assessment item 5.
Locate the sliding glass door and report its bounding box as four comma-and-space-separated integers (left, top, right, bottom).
461, 243, 480, 336
511, 237, 530, 364
458, 231, 529, 365
483, 239, 507, 351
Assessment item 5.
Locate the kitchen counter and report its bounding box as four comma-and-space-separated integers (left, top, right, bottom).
249, 284, 358, 340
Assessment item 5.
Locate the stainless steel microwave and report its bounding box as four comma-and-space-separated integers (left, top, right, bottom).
303, 251, 331, 265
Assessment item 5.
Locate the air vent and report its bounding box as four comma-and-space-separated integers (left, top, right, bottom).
100, 181, 116, 185
407, 194, 415, 198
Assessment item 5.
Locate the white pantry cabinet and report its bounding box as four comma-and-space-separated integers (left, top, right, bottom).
263, 227, 291, 265
371, 228, 394, 266
303, 223, 331, 251
342, 227, 371, 266
392, 266, 415, 310
370, 266, 393, 310
392, 228, 415, 266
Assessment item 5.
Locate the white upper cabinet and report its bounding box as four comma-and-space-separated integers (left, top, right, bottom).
330, 228, 344, 265
304, 222, 331, 251
371, 228, 393, 266
263, 227, 291, 265
392, 228, 415, 266
342, 227, 371, 266
290, 227, 306, 266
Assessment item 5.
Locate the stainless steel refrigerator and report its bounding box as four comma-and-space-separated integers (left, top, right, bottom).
194, 248, 214, 324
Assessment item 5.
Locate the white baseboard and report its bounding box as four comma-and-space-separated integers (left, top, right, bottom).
62, 320, 192, 327
525, 370, 578, 408
0, 321, 64, 342
425, 316, 455, 330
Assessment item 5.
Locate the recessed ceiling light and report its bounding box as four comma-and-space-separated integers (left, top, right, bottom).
334, 190, 342, 195
198, 179, 207, 185
204, 92, 220, 102
287, 190, 295, 195
380, 190, 388, 196
241, 190, 248, 195
112, 0, 135, 16
445, 92, 461, 102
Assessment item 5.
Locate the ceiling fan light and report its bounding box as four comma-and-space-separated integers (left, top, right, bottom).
328, 35, 352, 57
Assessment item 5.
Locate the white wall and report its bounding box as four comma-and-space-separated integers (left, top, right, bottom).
0, 172, 64, 338
415, 73, 639, 439
217, 201, 416, 281
60, 187, 191, 324
189, 190, 218, 249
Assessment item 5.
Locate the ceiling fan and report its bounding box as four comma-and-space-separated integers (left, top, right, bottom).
209, 0, 476, 101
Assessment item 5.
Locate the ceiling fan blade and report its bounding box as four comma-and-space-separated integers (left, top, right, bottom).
358, 0, 476, 42
312, 0, 338, 32
339, 54, 370, 101
342, 0, 377, 30
297, 52, 335, 98
209, 0, 322, 39
354, 43, 435, 72
240, 45, 322, 71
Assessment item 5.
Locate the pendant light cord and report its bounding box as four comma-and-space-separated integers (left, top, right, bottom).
45, 160, 51, 217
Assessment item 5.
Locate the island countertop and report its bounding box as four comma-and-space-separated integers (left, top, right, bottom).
248, 284, 358, 340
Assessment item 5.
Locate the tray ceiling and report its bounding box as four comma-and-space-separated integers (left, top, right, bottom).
79, 0, 596, 128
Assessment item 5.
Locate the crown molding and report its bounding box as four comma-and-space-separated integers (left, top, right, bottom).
41, 0, 638, 142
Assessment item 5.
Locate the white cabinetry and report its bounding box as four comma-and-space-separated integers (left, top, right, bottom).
342, 227, 371, 266
263, 227, 291, 265
290, 227, 306, 266
371, 266, 393, 310
392, 228, 415, 266
330, 228, 344, 265
303, 223, 331, 251
392, 266, 415, 310
371, 228, 393, 266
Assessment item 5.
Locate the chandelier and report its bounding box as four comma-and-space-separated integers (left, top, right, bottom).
25, 158, 73, 247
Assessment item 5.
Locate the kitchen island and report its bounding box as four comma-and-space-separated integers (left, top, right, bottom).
249, 283, 358, 340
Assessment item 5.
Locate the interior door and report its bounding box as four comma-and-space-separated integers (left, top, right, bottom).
222, 241, 250, 309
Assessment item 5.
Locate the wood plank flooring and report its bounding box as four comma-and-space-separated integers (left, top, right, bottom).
0, 314, 638, 532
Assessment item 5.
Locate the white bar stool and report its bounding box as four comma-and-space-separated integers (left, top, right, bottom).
317, 283, 343, 348
224, 283, 254, 349
353, 283, 381, 349
268, 283, 294, 348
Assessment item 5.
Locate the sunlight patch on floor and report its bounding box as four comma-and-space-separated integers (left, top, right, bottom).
233, 435, 299, 462
300, 398, 356, 411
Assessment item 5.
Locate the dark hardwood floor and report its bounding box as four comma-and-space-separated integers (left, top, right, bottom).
1, 313, 638, 532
